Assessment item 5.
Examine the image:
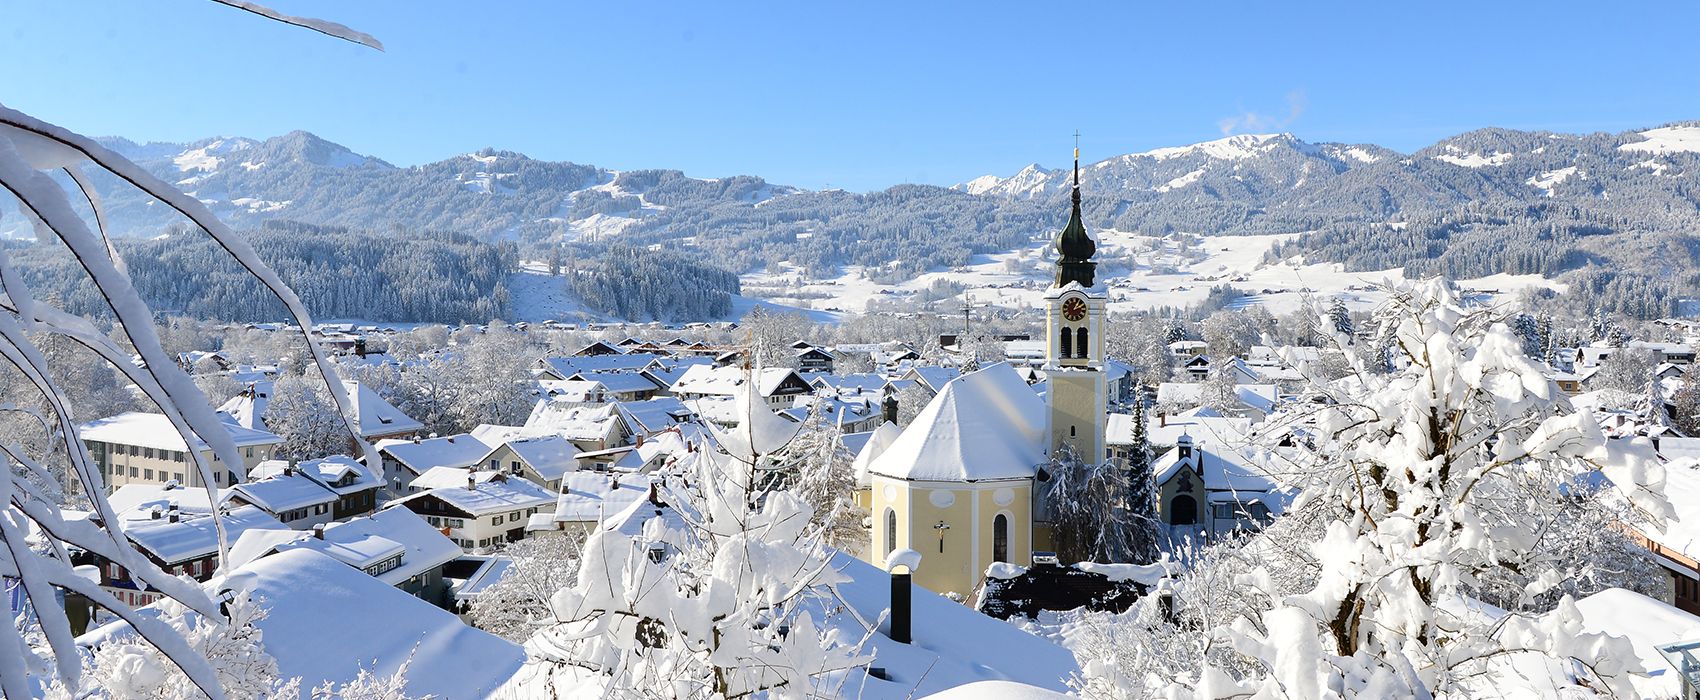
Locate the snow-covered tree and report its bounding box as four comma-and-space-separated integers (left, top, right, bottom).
266, 371, 348, 462
1327, 297, 1353, 338
515, 382, 868, 698
1672, 379, 1700, 436
770, 408, 867, 552
469, 534, 583, 643
1046, 444, 1158, 565
1087, 280, 1671, 698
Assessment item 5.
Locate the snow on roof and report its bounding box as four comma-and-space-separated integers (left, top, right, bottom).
342, 380, 424, 436
825, 552, 1078, 698
284, 509, 461, 585
453, 556, 514, 602
80, 411, 282, 452
813, 373, 891, 393
108, 483, 217, 518
228, 470, 337, 513
523, 400, 622, 441
851, 421, 902, 488
216, 549, 524, 696
538, 379, 605, 402
1573, 588, 1700, 698
216, 380, 272, 431
905, 366, 962, 393
1644, 460, 1700, 559
554, 471, 654, 523
1151, 438, 1283, 495
410, 466, 498, 490
499, 435, 581, 481
542, 353, 659, 376
670, 364, 804, 398
568, 371, 660, 394
120, 505, 287, 565
299, 454, 378, 493
471, 423, 528, 446
395, 472, 557, 517
614, 396, 692, 434
376, 433, 491, 473
869, 363, 1046, 482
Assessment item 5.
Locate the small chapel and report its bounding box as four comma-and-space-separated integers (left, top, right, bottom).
856, 149, 1109, 598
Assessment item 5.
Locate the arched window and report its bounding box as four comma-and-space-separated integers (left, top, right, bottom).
1059, 327, 1072, 359
885, 508, 897, 556
1076, 327, 1089, 359
993, 514, 1009, 563
1169, 495, 1198, 525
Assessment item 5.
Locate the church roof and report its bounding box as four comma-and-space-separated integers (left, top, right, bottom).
868, 363, 1046, 482
1053, 150, 1097, 288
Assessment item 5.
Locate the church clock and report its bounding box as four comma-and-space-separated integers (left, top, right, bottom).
1061, 296, 1087, 322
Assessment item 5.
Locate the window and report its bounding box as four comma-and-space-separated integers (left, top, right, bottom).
1059, 328, 1072, 359
511, 460, 522, 474
144, 448, 155, 459
130, 467, 139, 478
492, 516, 502, 526
993, 514, 1009, 563
884, 508, 897, 557
245, 447, 254, 458
173, 473, 184, 484
509, 512, 520, 523
144, 469, 154, 480
1076, 327, 1089, 359
1170, 495, 1198, 525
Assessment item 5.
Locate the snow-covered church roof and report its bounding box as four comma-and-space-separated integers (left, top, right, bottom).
851, 421, 901, 488
868, 363, 1046, 482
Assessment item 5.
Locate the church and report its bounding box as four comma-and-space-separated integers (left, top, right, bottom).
856, 150, 1109, 598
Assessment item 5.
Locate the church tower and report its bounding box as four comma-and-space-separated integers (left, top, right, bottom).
1043, 147, 1108, 465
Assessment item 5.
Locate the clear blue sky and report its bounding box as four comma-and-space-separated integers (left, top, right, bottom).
5, 1, 1699, 191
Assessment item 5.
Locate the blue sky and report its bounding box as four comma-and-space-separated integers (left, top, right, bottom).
4, 1, 1699, 191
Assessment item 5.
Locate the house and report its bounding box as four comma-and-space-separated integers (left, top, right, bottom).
81, 411, 283, 492
535, 352, 661, 379
1631, 340, 1697, 366
565, 371, 662, 401
1168, 340, 1208, 358
539, 471, 656, 539
668, 364, 813, 409
795, 345, 837, 373
613, 396, 695, 436
902, 366, 963, 397
478, 434, 579, 491
228, 507, 462, 607
387, 472, 557, 553
288, 455, 381, 519
83, 548, 524, 697
375, 433, 492, 493
224, 464, 340, 529
92, 504, 287, 608
1153, 382, 1279, 420
336, 380, 426, 441
536, 379, 607, 404
1630, 459, 1700, 615
522, 401, 629, 452
1181, 354, 1212, 381
1151, 434, 1287, 539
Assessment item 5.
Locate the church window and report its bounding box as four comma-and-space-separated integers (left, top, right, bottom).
1170, 495, 1198, 525
1076, 327, 1089, 358
884, 508, 897, 556
1059, 328, 1072, 358
993, 514, 1009, 563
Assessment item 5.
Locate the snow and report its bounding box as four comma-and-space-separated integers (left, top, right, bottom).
851, 420, 902, 487
391, 472, 556, 517
868, 363, 1046, 482
228, 470, 337, 513
523, 401, 621, 441
1075, 561, 1169, 586
917, 680, 1072, 700
1619, 125, 1700, 154
376, 433, 491, 473
80, 411, 283, 452
170, 138, 255, 172
1155, 168, 1203, 192
1571, 588, 1700, 699
1341, 147, 1381, 164
1434, 145, 1514, 168
280, 508, 461, 585
1526, 166, 1579, 196
825, 552, 1079, 697
229, 196, 291, 212
219, 549, 519, 695
553, 471, 654, 523
119, 505, 286, 565
985, 561, 1025, 580
343, 380, 424, 437
500, 434, 581, 482
1135, 133, 1287, 161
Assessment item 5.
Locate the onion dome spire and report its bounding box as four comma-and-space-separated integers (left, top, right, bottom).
1054, 141, 1097, 288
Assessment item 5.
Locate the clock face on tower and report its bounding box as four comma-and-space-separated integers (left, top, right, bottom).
1061, 296, 1087, 322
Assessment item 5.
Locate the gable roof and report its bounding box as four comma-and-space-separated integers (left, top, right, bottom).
495, 434, 580, 482
341, 380, 424, 436
376, 434, 491, 473
391, 472, 557, 517
869, 363, 1046, 482
669, 365, 809, 398
81, 411, 282, 452
554, 471, 655, 523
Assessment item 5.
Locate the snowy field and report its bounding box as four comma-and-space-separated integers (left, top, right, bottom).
740, 230, 1564, 318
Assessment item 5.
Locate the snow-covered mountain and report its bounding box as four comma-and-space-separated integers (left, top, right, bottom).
26, 122, 1700, 318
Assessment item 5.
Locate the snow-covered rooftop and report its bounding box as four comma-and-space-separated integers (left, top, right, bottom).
80, 411, 282, 452
228, 470, 337, 513
376, 433, 491, 473
868, 363, 1046, 482
119, 505, 286, 565
498, 434, 580, 482
554, 471, 655, 523
523, 401, 623, 442
394, 472, 557, 517
341, 379, 424, 437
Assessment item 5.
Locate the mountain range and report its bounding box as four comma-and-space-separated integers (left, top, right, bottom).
22, 122, 1700, 317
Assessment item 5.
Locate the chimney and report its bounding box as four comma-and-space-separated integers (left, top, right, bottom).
1159, 413, 1167, 428
313, 524, 325, 540
647, 481, 662, 506
636, 433, 645, 448
168, 505, 180, 524
466, 474, 477, 491
884, 549, 920, 644
882, 395, 899, 425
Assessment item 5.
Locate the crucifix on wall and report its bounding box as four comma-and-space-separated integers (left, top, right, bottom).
933, 520, 950, 554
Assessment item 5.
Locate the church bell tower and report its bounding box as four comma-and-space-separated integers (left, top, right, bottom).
1043, 146, 1108, 465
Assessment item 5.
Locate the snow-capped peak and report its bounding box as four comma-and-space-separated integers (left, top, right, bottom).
1131, 133, 1294, 162
1619, 125, 1700, 155
954, 163, 1057, 198
172, 137, 260, 172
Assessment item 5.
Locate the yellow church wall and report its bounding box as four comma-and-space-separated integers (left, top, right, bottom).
1156, 465, 1205, 526
868, 474, 1035, 600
